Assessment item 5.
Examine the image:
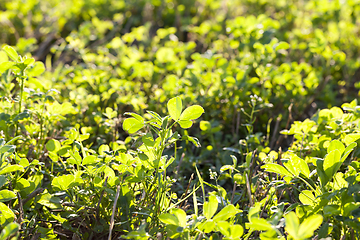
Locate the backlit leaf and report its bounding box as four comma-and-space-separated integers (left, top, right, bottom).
0, 202, 15, 225
167, 96, 182, 121
344, 134, 360, 146
204, 195, 218, 220
123, 117, 144, 134
213, 204, 241, 222
52, 174, 75, 191
159, 213, 179, 226
171, 208, 187, 227
285, 212, 299, 239
0, 222, 19, 239
3, 46, 19, 62
298, 214, 323, 239
323, 150, 340, 179
82, 155, 97, 165
248, 218, 273, 231
46, 139, 61, 152
178, 120, 193, 129
261, 163, 292, 177
0, 190, 16, 202
179, 105, 204, 121
0, 165, 24, 175
299, 190, 315, 206
327, 140, 345, 155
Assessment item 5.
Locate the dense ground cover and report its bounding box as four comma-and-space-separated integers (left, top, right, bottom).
1, 0, 360, 239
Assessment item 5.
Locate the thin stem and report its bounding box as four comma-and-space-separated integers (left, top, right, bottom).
18, 74, 25, 114
16, 72, 25, 135
108, 185, 120, 240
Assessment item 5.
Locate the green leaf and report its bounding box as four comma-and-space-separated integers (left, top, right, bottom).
179, 105, 204, 121
198, 220, 215, 233
275, 41, 290, 51
159, 213, 180, 226
0, 202, 15, 225
0, 145, 16, 154
228, 224, 244, 238
3, 46, 19, 62
217, 221, 231, 237
46, 139, 61, 152
167, 96, 182, 121
28, 61, 45, 76
328, 140, 345, 155
0, 222, 19, 239
0, 176, 7, 188
248, 203, 261, 221
182, 135, 201, 147
82, 155, 97, 165
0, 190, 16, 202
23, 58, 35, 66
284, 154, 310, 178
98, 144, 110, 155
178, 120, 193, 129
171, 208, 187, 227
147, 110, 162, 123
323, 205, 340, 216
142, 133, 155, 147
156, 47, 175, 63
0, 62, 15, 73
124, 112, 144, 122
204, 195, 218, 220
261, 163, 292, 177
299, 190, 315, 206
212, 204, 241, 222
285, 212, 299, 239
123, 117, 144, 134
38, 193, 62, 209
217, 221, 244, 238
323, 150, 341, 179
344, 133, 360, 146
52, 174, 76, 191
0, 165, 24, 175
248, 218, 273, 231
343, 202, 360, 217
200, 120, 211, 131
298, 214, 323, 239
341, 142, 357, 162
104, 107, 117, 119
0, 51, 8, 64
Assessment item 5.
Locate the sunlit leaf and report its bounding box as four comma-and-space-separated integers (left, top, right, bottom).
248, 218, 273, 231
3, 46, 19, 62
261, 163, 292, 177
123, 117, 144, 134
0, 222, 19, 239
323, 150, 340, 179
167, 96, 182, 121
204, 195, 218, 220
0, 190, 16, 202
0, 165, 24, 175
344, 134, 360, 146
285, 212, 299, 239
298, 214, 323, 239
46, 139, 61, 152
179, 105, 204, 121
213, 204, 241, 222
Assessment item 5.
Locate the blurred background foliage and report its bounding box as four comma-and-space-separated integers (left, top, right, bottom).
1, 0, 360, 176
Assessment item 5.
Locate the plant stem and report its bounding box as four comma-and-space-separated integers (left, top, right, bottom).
18, 73, 25, 114
16, 71, 25, 135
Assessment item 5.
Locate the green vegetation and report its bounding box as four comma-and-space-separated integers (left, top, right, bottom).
1, 0, 360, 239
